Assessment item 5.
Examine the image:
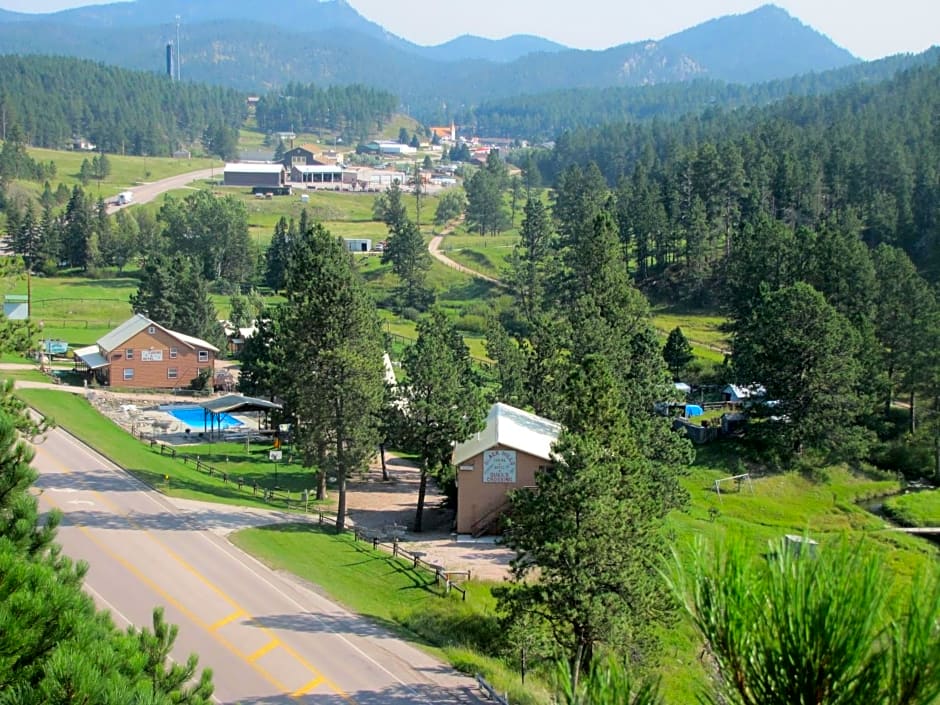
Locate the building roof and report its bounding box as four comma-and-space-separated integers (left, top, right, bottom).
199, 394, 282, 415
223, 162, 285, 174
73, 344, 110, 369
289, 144, 319, 153
97, 314, 219, 353
452, 402, 561, 466
291, 164, 344, 174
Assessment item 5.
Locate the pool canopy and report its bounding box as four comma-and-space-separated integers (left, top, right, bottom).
197, 394, 283, 437
199, 395, 282, 415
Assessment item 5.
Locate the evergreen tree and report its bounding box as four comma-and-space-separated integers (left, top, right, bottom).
396, 309, 486, 531
663, 327, 694, 380
264, 216, 293, 293
278, 223, 385, 528
382, 219, 433, 313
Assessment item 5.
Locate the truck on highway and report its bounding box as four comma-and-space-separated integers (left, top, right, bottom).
116, 191, 134, 206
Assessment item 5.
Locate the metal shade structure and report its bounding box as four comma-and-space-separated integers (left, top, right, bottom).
197, 394, 282, 440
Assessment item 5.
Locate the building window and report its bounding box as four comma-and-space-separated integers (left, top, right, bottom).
198, 350, 209, 362
167, 368, 178, 380
147, 326, 155, 334
169, 347, 178, 359
126, 348, 134, 360
123, 368, 134, 381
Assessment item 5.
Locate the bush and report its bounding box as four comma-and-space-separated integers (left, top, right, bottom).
869, 439, 932, 481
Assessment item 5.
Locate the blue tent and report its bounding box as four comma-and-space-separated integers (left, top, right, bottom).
684, 404, 704, 417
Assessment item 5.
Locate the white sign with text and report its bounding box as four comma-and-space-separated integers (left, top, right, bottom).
141, 349, 163, 362
483, 450, 517, 483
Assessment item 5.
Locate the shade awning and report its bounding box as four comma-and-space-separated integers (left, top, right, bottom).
199, 394, 282, 415
73, 345, 109, 370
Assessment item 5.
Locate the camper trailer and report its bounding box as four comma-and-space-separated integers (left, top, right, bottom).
116, 191, 134, 206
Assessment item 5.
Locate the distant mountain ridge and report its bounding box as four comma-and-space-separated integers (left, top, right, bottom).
0, 1, 860, 119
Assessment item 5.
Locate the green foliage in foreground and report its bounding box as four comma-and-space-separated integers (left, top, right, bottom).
669, 536, 940, 705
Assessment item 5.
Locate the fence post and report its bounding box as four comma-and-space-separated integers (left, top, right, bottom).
393, 538, 399, 557
372, 537, 378, 550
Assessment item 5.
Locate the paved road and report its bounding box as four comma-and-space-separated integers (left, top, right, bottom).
32, 426, 483, 705
106, 167, 218, 214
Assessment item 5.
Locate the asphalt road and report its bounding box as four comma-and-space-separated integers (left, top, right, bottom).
32, 426, 483, 705
105, 167, 219, 214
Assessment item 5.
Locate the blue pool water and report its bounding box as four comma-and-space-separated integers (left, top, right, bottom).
160, 405, 243, 431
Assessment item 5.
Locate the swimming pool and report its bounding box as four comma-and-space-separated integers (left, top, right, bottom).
160, 405, 243, 431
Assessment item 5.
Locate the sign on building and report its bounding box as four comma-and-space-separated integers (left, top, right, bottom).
483, 449, 516, 483
141, 349, 164, 362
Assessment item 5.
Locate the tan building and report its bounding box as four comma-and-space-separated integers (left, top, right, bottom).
452, 403, 561, 536
74, 314, 218, 389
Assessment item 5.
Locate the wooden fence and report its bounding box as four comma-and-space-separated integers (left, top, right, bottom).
141, 436, 473, 601
476, 674, 510, 704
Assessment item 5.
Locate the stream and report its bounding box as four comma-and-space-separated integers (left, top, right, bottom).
857, 486, 940, 549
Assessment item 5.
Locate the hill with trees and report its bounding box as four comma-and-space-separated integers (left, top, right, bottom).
0, 55, 245, 156
0, 3, 859, 120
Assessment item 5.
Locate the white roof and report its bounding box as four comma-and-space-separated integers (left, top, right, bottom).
452, 402, 561, 465
292, 164, 344, 173
224, 162, 285, 174
383, 353, 397, 387
73, 344, 109, 369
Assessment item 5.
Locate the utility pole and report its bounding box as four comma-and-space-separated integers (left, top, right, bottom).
175, 15, 181, 81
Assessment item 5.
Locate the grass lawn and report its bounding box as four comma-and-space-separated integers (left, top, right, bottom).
231, 524, 549, 705
27, 146, 220, 200
883, 489, 940, 528
16, 389, 325, 511
0, 367, 51, 384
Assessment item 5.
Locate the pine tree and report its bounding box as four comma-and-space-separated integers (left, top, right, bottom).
278, 223, 385, 528
397, 309, 486, 532
382, 219, 433, 313
663, 327, 693, 380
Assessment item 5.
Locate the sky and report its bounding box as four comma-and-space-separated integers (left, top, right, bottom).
0, 0, 937, 60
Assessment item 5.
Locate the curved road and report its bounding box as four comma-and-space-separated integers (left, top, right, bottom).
31, 424, 482, 704
106, 167, 219, 214
427, 221, 507, 289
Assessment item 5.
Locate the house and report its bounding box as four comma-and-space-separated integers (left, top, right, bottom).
172, 148, 192, 159
452, 403, 561, 535
223, 163, 287, 189
430, 123, 457, 142
73, 314, 218, 389
221, 320, 257, 356
282, 144, 329, 169
71, 137, 96, 151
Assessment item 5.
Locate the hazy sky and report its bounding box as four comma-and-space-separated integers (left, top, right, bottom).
0, 0, 937, 60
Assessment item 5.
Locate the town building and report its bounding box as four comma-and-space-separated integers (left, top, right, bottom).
452, 403, 561, 536
223, 162, 287, 190
365, 140, 417, 156
73, 314, 218, 389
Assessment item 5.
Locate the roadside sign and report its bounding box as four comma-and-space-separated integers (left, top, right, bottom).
269, 450, 283, 462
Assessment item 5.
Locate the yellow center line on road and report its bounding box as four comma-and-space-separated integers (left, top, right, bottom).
36, 445, 355, 703
248, 639, 280, 663
291, 676, 325, 698
210, 609, 246, 631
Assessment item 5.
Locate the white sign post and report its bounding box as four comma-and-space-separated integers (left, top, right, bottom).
269, 450, 282, 484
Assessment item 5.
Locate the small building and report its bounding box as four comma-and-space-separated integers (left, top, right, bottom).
172, 148, 192, 159
291, 164, 346, 185
3, 294, 28, 320
73, 314, 218, 389
452, 403, 561, 536
365, 140, 417, 156
430, 123, 457, 142
223, 162, 286, 189
343, 238, 372, 253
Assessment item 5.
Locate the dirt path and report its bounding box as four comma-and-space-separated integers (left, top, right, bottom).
428, 218, 508, 289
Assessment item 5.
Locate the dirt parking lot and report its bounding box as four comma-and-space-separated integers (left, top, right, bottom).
345, 453, 514, 582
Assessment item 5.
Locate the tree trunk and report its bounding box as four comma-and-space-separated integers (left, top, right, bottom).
571, 641, 584, 694
335, 437, 346, 532
909, 389, 916, 435
413, 464, 428, 533
315, 442, 327, 500
380, 443, 389, 481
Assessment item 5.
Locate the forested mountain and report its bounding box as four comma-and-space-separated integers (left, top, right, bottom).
418, 34, 567, 63
460, 48, 940, 140
526, 60, 940, 291
254, 83, 398, 140
0, 55, 245, 156
0, 2, 858, 120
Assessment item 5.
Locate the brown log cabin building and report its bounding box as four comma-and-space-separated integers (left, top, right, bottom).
73, 314, 218, 389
